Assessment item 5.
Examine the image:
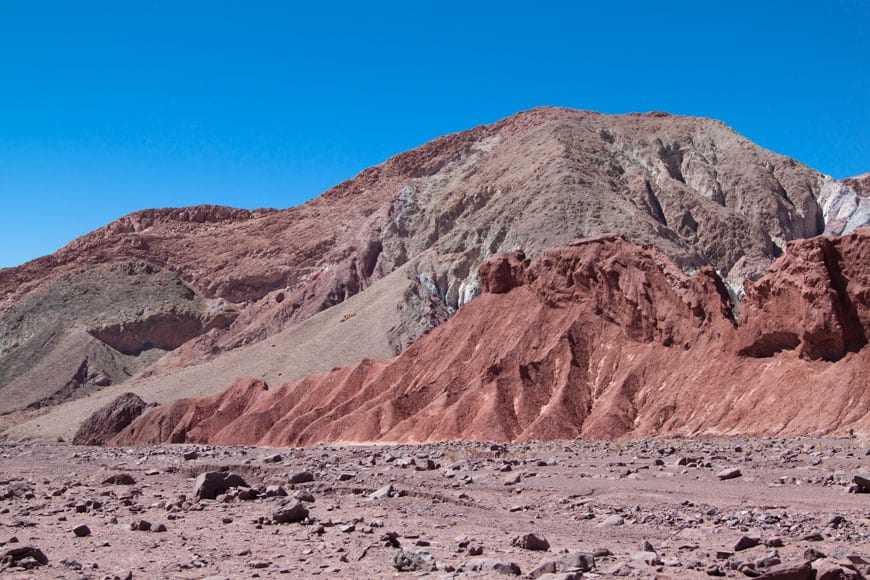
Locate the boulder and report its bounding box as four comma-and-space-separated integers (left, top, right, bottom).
368, 484, 394, 500
193, 472, 248, 500
392, 549, 436, 572
102, 473, 136, 485
72, 525, 90, 537
852, 474, 870, 492
735, 535, 762, 551
813, 558, 865, 580
598, 514, 624, 527
559, 552, 595, 571
529, 552, 595, 578
460, 558, 521, 576
717, 467, 742, 480
287, 470, 314, 484
271, 499, 308, 523
758, 560, 814, 580
0, 545, 48, 567
512, 532, 550, 551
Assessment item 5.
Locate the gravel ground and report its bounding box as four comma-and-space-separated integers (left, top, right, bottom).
1, 437, 868, 579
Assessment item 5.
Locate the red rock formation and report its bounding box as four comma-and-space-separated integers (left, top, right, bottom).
737, 234, 868, 361
112, 228, 870, 446
478, 251, 529, 294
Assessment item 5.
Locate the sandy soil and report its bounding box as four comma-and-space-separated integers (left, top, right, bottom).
1, 437, 868, 579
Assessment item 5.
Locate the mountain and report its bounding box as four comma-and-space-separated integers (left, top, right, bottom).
1, 107, 867, 437
109, 227, 870, 445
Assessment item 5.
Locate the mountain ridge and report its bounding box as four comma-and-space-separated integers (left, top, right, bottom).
1, 107, 868, 437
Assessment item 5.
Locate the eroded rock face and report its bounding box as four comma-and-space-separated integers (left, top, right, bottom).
88, 309, 230, 355
72, 392, 150, 446
0, 263, 234, 413
0, 108, 843, 416
479, 252, 528, 294
109, 229, 870, 446
842, 172, 870, 197
819, 175, 870, 236
738, 231, 869, 361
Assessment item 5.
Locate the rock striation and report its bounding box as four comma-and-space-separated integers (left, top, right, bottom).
111, 228, 870, 446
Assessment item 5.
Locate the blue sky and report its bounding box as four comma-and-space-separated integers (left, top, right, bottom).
1, 1, 867, 268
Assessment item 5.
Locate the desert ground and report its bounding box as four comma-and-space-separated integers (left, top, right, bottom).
1, 437, 868, 579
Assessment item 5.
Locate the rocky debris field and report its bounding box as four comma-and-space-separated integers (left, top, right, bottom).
0, 438, 868, 579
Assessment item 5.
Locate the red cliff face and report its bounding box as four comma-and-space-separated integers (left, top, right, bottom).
737, 234, 869, 361
111, 228, 870, 446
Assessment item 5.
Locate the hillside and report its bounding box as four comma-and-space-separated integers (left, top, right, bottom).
110, 228, 870, 446
1, 107, 867, 434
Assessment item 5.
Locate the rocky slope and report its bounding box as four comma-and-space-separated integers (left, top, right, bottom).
110, 228, 870, 446
0, 262, 233, 413
3, 108, 865, 417
2, 267, 408, 443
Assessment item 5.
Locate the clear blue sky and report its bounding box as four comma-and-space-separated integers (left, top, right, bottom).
1, 1, 867, 268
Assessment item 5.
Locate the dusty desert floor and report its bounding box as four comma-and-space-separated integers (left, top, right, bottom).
1, 437, 868, 579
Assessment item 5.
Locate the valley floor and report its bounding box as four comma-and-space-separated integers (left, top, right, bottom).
0, 437, 868, 579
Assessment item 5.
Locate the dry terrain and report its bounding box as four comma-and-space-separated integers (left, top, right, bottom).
3, 264, 409, 443
1, 438, 869, 579
1, 108, 869, 580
